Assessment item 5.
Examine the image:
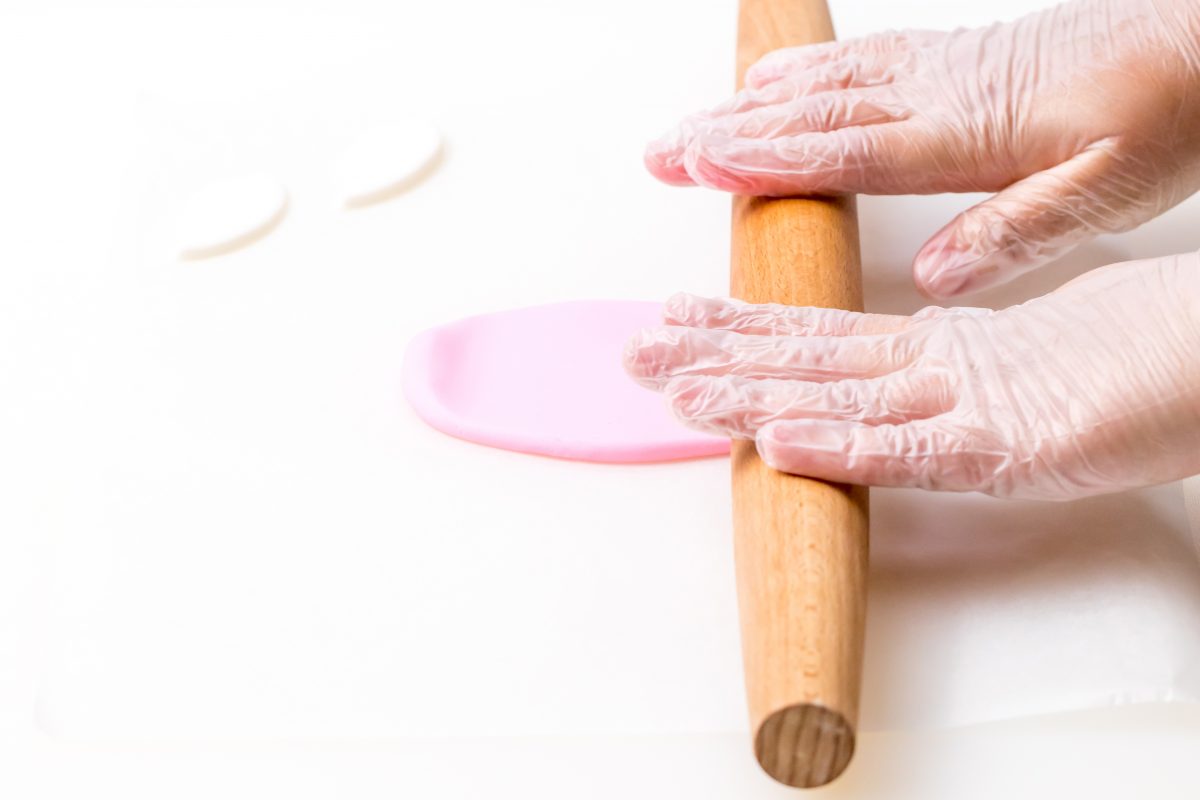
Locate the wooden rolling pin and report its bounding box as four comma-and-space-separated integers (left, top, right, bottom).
730, 0, 869, 789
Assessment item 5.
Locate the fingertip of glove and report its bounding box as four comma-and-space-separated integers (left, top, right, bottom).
754, 420, 788, 464
623, 325, 696, 389
643, 138, 695, 186
621, 327, 659, 385
683, 137, 756, 193
912, 238, 979, 300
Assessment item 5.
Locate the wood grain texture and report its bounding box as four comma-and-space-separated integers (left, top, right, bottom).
730, 0, 869, 789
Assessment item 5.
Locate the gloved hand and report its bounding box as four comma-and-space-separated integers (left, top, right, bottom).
623, 252, 1200, 500
645, 0, 1200, 298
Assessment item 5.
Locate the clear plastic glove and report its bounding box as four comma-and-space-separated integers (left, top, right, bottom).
645, 0, 1200, 297
623, 252, 1200, 500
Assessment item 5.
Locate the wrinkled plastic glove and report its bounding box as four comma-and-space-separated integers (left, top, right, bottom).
623, 252, 1200, 500
645, 0, 1200, 298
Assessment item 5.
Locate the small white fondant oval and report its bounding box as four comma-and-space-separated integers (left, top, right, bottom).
175, 172, 288, 260
335, 121, 442, 207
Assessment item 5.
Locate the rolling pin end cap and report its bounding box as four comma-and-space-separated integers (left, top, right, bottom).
754, 703, 856, 789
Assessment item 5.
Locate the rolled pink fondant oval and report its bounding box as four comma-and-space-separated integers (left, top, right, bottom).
403, 300, 730, 462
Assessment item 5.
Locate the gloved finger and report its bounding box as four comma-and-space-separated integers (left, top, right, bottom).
755, 418, 1003, 491
663, 292, 917, 336
744, 29, 950, 89
683, 122, 934, 196
696, 90, 909, 143
646, 90, 909, 187
646, 55, 914, 186
714, 53, 906, 118
663, 370, 954, 438
693, 78, 813, 121
911, 140, 1142, 298
622, 325, 919, 389
645, 81, 824, 185
646, 81, 814, 184
742, 40, 853, 90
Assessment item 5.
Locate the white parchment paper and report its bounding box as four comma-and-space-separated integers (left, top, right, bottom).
22, 0, 1200, 744
861, 482, 1200, 729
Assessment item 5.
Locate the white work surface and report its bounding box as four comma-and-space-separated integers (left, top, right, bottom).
4, 0, 1200, 796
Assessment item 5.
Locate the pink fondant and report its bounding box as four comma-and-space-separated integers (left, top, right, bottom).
403, 300, 730, 462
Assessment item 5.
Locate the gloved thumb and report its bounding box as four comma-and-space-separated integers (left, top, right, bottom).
912, 139, 1148, 298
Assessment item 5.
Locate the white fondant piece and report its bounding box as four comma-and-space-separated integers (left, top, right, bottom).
175, 172, 288, 260
334, 121, 442, 207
